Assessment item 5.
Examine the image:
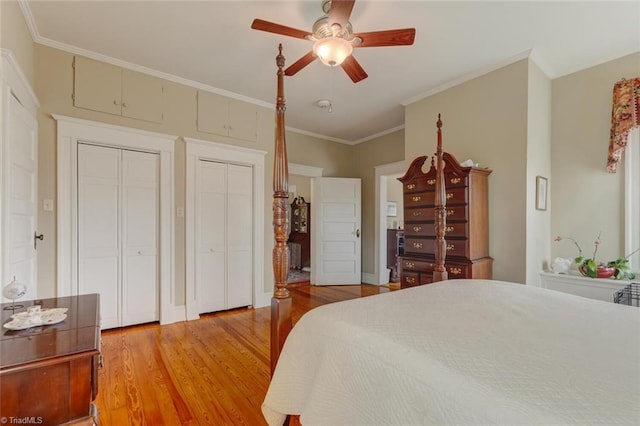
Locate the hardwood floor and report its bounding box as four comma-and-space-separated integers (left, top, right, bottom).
96, 284, 390, 425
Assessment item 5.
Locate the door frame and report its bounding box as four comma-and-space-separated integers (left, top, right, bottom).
185, 137, 266, 320
374, 161, 406, 285
54, 115, 176, 324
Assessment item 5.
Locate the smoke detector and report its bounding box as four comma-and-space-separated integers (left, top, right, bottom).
316, 99, 333, 113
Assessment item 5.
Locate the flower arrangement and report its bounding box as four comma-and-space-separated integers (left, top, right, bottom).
554, 233, 638, 280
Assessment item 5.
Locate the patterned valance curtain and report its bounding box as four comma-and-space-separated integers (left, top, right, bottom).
607, 77, 640, 173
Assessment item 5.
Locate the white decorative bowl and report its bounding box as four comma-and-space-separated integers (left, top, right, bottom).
551, 257, 572, 274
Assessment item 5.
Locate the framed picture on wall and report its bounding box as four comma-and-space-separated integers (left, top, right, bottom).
536, 176, 548, 211
387, 202, 397, 217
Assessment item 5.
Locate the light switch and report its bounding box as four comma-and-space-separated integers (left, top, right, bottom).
177, 207, 184, 217
43, 199, 54, 211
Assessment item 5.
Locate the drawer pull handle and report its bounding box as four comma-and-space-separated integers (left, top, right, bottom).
450, 267, 462, 275
446, 226, 454, 232
446, 244, 455, 251
412, 226, 422, 232
450, 177, 461, 184
412, 196, 421, 202
413, 242, 423, 249
446, 192, 454, 200
406, 183, 416, 190
406, 262, 415, 269
412, 211, 422, 217
427, 179, 436, 185
406, 277, 416, 284
447, 209, 454, 216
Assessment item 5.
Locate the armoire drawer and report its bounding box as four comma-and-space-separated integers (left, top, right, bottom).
403, 187, 467, 208
404, 237, 469, 257
401, 258, 435, 273
405, 221, 467, 238
402, 272, 420, 288
402, 258, 470, 279
404, 205, 467, 223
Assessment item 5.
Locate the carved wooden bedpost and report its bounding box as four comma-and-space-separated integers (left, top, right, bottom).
271, 44, 292, 375
432, 114, 448, 282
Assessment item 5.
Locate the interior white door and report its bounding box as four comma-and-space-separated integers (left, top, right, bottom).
78, 144, 120, 328
226, 164, 252, 309
78, 144, 159, 328
311, 177, 362, 285
197, 160, 227, 313
121, 150, 159, 326
2, 94, 38, 302
196, 160, 253, 313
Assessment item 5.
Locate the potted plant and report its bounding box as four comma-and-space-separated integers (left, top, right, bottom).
554, 233, 637, 279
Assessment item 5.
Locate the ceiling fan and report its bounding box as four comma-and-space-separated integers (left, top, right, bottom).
251, 0, 415, 83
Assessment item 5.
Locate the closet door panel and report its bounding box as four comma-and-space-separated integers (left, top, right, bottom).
197, 161, 227, 313
122, 151, 159, 326
227, 164, 252, 308
78, 144, 120, 328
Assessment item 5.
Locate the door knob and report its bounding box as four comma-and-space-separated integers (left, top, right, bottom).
356, 229, 360, 238
34, 232, 44, 250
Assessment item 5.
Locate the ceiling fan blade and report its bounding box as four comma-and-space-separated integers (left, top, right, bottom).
328, 0, 356, 27
353, 28, 416, 47
284, 51, 317, 76
251, 19, 311, 40
341, 55, 368, 83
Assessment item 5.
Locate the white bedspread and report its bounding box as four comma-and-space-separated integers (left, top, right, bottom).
262, 280, 640, 425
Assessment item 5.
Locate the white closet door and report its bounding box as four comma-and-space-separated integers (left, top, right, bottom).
227, 164, 252, 309
121, 150, 159, 326
197, 160, 227, 313
78, 144, 159, 329
78, 144, 120, 328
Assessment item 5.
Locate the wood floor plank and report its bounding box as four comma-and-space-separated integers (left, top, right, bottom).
95, 284, 389, 424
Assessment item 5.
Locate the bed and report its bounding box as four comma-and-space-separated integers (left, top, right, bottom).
264, 45, 640, 425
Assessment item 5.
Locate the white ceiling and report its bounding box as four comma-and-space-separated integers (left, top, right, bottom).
22, 1, 640, 144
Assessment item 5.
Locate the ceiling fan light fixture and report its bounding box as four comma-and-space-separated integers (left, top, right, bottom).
313, 37, 353, 67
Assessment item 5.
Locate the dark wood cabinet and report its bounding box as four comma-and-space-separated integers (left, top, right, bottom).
289, 197, 310, 269
1, 294, 100, 425
386, 229, 404, 282
398, 152, 492, 288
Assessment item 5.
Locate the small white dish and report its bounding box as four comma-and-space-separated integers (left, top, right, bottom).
3, 308, 68, 330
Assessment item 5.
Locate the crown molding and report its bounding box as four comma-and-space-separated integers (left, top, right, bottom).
353, 125, 404, 145
285, 126, 354, 145
17, 0, 40, 41
528, 48, 554, 78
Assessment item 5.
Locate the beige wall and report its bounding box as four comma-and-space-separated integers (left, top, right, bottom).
1, 0, 35, 86
405, 60, 529, 283
525, 60, 552, 286
289, 175, 311, 202
351, 130, 405, 275
33, 44, 353, 302
551, 52, 640, 264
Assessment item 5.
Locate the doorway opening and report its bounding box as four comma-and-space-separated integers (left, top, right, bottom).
375, 161, 406, 285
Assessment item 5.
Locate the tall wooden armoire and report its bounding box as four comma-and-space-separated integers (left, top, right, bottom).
398, 152, 492, 288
